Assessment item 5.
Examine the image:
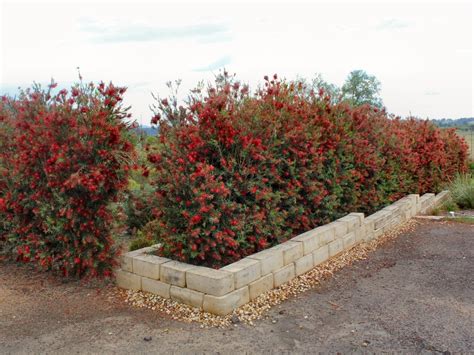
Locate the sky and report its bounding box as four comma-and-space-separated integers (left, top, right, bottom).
0, 0, 472, 125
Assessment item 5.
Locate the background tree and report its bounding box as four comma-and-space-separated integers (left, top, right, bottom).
310, 73, 341, 102
294, 73, 341, 104
341, 70, 383, 108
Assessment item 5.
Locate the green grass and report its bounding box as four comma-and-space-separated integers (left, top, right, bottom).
449, 174, 474, 209
445, 216, 474, 224
431, 198, 459, 215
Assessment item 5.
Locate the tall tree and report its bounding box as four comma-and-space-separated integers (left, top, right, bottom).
341, 70, 383, 108
294, 73, 341, 104
310, 73, 341, 101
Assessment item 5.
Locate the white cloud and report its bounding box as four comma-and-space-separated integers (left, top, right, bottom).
0, 1, 472, 124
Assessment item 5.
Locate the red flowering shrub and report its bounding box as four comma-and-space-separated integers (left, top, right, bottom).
147, 74, 468, 268
0, 82, 134, 277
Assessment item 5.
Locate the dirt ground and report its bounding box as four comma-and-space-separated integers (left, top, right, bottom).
1, 219, 473, 354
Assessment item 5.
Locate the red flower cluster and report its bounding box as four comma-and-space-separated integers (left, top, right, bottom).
0, 81, 134, 278
147, 74, 468, 268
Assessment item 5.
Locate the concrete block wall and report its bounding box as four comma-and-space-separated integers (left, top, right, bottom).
116, 191, 449, 316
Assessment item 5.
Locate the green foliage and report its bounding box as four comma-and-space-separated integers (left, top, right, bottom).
341, 70, 383, 108
123, 181, 156, 231
295, 73, 341, 104
122, 131, 158, 234
129, 230, 154, 251
441, 198, 460, 212
449, 174, 474, 209
431, 197, 459, 215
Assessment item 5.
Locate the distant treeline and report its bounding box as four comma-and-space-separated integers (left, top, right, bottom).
135, 125, 157, 136
434, 117, 474, 129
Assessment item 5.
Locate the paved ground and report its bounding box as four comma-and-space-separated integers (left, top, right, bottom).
1, 219, 473, 354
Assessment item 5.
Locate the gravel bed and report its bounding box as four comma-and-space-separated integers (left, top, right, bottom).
122, 219, 419, 328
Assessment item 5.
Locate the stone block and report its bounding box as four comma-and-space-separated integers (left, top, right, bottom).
364, 219, 375, 241
160, 261, 194, 287
116, 269, 141, 291
370, 211, 391, 230
314, 225, 335, 245
407, 194, 421, 213
355, 223, 366, 242
408, 195, 419, 216
295, 253, 314, 276
132, 254, 170, 280
275, 241, 304, 265
407, 194, 419, 204
120, 249, 141, 272
221, 258, 261, 289
420, 193, 435, 212
313, 245, 329, 266
337, 214, 360, 232
203, 287, 250, 316
141, 277, 171, 298
249, 274, 274, 300
382, 205, 401, 219
122, 245, 162, 272
328, 238, 344, 257
291, 228, 321, 255
403, 209, 412, 221
393, 196, 412, 209
349, 212, 365, 226
383, 215, 401, 233
170, 286, 204, 309
186, 266, 234, 296
326, 220, 348, 238
342, 232, 357, 249
273, 263, 295, 287
374, 227, 384, 238
433, 190, 450, 206
248, 248, 284, 276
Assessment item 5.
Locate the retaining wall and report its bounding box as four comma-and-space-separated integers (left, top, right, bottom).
116, 191, 450, 315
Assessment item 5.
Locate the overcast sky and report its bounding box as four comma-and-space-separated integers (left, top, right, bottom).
1, 0, 472, 124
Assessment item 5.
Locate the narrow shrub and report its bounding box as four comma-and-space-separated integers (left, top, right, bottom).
145, 74, 468, 268
0, 82, 134, 278
450, 174, 474, 209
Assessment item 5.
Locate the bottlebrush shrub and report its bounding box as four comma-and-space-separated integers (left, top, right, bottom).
0, 81, 135, 278
147, 73, 468, 268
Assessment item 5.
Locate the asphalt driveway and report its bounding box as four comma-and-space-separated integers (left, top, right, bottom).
1, 219, 473, 353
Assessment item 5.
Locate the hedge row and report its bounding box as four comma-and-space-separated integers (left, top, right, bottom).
0, 82, 134, 278
147, 74, 468, 268
0, 75, 468, 275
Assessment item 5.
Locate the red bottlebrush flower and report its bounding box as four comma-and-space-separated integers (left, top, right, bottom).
151, 114, 161, 125
190, 215, 202, 225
